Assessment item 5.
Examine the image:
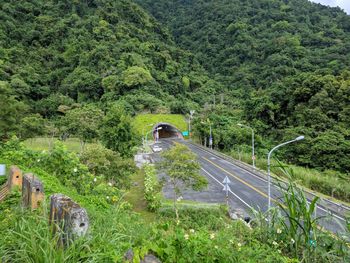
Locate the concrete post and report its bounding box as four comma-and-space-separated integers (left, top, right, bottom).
22, 173, 44, 209
8, 166, 23, 190
49, 194, 89, 246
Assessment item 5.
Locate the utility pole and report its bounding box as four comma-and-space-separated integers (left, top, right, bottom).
209, 123, 213, 149
189, 110, 195, 138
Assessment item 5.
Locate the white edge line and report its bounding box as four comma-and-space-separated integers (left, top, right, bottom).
195, 145, 346, 223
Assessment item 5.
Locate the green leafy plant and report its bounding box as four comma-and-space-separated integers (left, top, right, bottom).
159, 143, 208, 221
144, 164, 162, 212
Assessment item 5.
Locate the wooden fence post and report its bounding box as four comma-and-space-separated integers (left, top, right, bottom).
49, 194, 89, 246
22, 173, 44, 209
8, 166, 23, 190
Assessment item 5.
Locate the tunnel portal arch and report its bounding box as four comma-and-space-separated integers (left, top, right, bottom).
152, 123, 184, 140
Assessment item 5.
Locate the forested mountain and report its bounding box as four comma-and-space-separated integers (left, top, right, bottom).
0, 0, 216, 121
1, 0, 350, 173
138, 0, 350, 173
138, 0, 350, 86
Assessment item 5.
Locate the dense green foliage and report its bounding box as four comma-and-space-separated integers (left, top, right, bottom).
0, 0, 216, 121
139, 0, 350, 174
100, 104, 139, 157
2, 0, 349, 174
2, 1, 350, 261
0, 139, 292, 262
80, 143, 136, 189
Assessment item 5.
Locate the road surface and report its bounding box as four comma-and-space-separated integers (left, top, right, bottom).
155, 139, 349, 235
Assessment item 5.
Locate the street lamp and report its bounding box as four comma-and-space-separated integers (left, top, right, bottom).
267, 136, 304, 215
142, 123, 154, 147
238, 123, 255, 168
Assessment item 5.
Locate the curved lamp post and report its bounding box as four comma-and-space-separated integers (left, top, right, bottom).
267, 136, 305, 215
238, 123, 255, 168
142, 123, 154, 147
145, 127, 163, 144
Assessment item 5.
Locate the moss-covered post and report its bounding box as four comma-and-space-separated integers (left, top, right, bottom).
49, 194, 89, 247
22, 173, 44, 209
8, 166, 23, 190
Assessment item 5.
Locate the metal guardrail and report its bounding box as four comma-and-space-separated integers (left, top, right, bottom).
0, 181, 9, 202
187, 141, 350, 218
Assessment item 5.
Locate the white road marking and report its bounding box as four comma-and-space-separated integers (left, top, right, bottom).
201, 167, 253, 211
195, 145, 347, 223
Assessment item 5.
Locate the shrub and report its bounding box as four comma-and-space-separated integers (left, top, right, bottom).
134, 221, 290, 263
80, 143, 137, 189
144, 164, 162, 212
158, 205, 229, 231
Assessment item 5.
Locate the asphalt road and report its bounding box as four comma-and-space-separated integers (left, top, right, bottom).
155, 139, 348, 236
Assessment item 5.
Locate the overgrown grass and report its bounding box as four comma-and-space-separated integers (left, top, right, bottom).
124, 169, 156, 222
251, 166, 350, 263
0, 175, 7, 185
228, 150, 350, 203
23, 137, 95, 153
0, 205, 151, 262
132, 114, 188, 135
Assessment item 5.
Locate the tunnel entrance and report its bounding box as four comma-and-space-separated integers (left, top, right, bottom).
153, 123, 183, 140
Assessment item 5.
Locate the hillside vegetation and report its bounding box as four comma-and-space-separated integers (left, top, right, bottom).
132, 114, 188, 135
0, 139, 295, 262
1, 1, 350, 261
0, 0, 217, 133
139, 0, 350, 174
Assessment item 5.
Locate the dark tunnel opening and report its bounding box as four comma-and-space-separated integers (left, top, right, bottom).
153, 123, 183, 140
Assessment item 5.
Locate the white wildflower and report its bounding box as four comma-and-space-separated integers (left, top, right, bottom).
184, 234, 189, 240
108, 182, 112, 186
93, 177, 97, 182
276, 228, 282, 234
189, 229, 195, 234
210, 233, 215, 239
237, 242, 242, 247
214, 245, 218, 249
291, 238, 295, 244
106, 196, 110, 200
37, 159, 41, 162
272, 241, 278, 246
73, 168, 78, 173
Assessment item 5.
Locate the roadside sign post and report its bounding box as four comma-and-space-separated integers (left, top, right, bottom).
222, 176, 231, 207
182, 131, 189, 137
0, 164, 5, 176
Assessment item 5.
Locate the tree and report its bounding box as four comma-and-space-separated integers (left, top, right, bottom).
0, 81, 28, 140
100, 105, 139, 157
64, 104, 104, 152
18, 114, 46, 140
159, 143, 207, 221
121, 66, 153, 88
